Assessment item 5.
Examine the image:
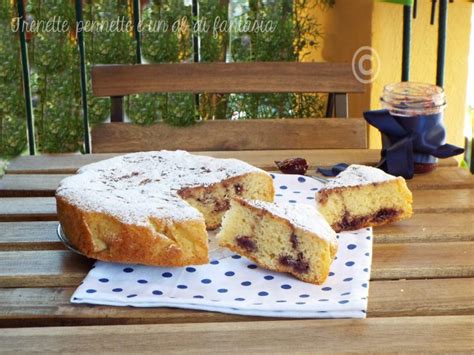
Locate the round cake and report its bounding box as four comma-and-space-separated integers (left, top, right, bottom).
56, 150, 274, 266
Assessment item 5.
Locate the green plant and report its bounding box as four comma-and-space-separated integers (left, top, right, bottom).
0, 0, 332, 159
0, 2, 27, 158
227, 0, 327, 119
128, 0, 196, 126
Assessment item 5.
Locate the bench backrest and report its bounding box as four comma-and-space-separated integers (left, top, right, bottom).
90, 62, 366, 153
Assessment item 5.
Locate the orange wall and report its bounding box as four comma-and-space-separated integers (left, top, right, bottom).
304, 0, 473, 150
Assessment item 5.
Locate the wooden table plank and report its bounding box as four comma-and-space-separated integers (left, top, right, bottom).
0, 174, 67, 197
0, 278, 472, 328
371, 242, 474, 280
1, 243, 472, 288
2, 167, 473, 197
5, 150, 458, 175
0, 316, 472, 353
374, 212, 474, 243
0, 251, 93, 287
405, 167, 474, 190
2, 189, 472, 222
412, 189, 474, 213
0, 222, 64, 251
0, 198, 57, 222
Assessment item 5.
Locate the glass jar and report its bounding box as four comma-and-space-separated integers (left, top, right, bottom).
380, 82, 447, 173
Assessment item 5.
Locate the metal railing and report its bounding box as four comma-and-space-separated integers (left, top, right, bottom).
15, 0, 200, 155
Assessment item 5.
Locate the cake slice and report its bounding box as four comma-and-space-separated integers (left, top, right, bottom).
316, 164, 413, 232
217, 198, 338, 285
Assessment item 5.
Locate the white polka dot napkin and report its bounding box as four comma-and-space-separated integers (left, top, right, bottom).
71, 173, 373, 318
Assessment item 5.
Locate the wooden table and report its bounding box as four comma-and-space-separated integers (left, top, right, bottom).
1, 149, 473, 353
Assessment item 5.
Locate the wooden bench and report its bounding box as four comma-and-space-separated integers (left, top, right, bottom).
90, 62, 366, 152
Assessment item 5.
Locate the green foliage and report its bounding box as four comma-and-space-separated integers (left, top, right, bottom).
128, 0, 196, 126
228, 0, 327, 119
0, 0, 332, 159
28, 1, 83, 153
82, 1, 135, 125
0, 2, 27, 158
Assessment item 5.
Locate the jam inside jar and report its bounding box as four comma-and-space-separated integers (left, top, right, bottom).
380, 82, 447, 174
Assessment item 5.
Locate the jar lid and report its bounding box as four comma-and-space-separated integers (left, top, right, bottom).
380, 82, 446, 116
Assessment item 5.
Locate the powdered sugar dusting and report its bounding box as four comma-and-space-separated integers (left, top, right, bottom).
322, 164, 396, 189
56, 150, 267, 226
245, 199, 337, 244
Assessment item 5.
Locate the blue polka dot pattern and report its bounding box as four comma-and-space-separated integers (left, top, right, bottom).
71, 173, 373, 319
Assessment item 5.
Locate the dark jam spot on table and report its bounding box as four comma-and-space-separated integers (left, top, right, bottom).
236, 236, 257, 252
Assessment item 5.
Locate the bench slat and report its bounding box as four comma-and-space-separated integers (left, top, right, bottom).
2, 168, 473, 197
5, 150, 457, 175
91, 62, 365, 96
1, 316, 472, 353
0, 243, 472, 288
0, 278, 471, 327
91, 120, 368, 153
